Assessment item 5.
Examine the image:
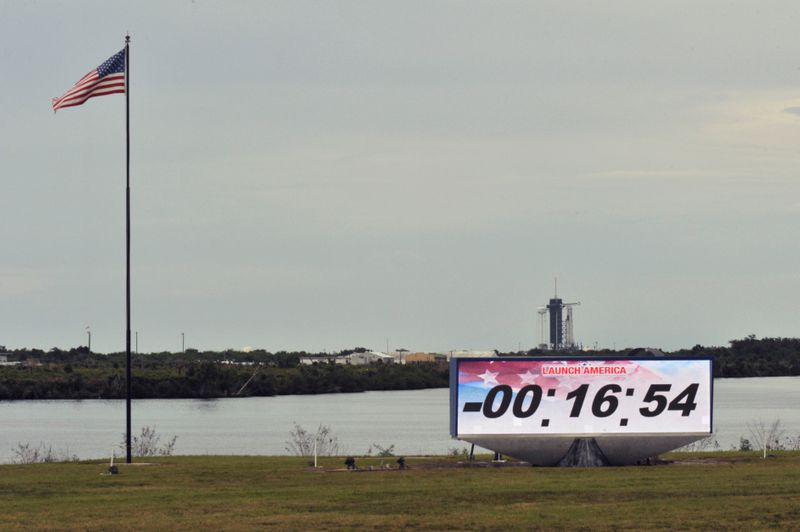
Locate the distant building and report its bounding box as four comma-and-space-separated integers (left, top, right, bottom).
446, 350, 496, 360
0, 352, 19, 366
337, 351, 395, 365
392, 348, 410, 364
405, 352, 447, 364
299, 351, 396, 366
299, 355, 342, 365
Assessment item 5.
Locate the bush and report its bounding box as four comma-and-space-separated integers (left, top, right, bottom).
11, 442, 79, 464
448, 446, 470, 458
367, 443, 395, 457
677, 436, 721, 452
120, 426, 177, 457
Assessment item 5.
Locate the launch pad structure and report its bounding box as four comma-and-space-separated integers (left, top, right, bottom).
538, 280, 580, 350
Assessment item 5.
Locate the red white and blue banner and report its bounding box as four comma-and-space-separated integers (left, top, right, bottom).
450, 357, 713, 437
52, 49, 126, 112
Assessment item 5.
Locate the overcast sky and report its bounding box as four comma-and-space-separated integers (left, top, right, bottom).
2, 1, 799, 353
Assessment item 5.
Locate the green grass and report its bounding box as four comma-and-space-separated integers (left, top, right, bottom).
1, 452, 799, 530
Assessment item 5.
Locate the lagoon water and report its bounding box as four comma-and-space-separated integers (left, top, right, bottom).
1, 376, 798, 463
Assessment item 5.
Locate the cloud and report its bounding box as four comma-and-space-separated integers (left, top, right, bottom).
784, 106, 800, 117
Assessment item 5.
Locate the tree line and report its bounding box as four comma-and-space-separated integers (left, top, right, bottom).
672, 336, 800, 377
1, 336, 798, 400
0, 356, 448, 400
496, 336, 800, 378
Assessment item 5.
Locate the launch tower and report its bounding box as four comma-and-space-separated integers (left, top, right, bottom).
539, 280, 580, 350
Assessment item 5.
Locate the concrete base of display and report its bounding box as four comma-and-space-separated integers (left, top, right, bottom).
458, 433, 706, 466
557, 438, 610, 467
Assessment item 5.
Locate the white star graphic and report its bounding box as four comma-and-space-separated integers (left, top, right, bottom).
478, 370, 499, 385
518, 370, 537, 385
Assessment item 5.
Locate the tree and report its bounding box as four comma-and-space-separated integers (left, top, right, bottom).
747, 419, 785, 458
285, 423, 341, 456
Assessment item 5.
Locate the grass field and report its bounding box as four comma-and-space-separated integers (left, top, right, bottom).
1, 452, 799, 530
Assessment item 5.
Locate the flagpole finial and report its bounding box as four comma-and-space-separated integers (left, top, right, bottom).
125, 34, 130, 44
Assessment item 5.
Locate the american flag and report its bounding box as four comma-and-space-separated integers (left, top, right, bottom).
458, 359, 658, 393
52, 49, 126, 112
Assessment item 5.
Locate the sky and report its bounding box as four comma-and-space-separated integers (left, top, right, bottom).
2, 1, 799, 354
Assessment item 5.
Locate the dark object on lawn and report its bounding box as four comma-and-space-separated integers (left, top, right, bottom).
397, 456, 406, 469
344, 456, 357, 470
108, 465, 119, 475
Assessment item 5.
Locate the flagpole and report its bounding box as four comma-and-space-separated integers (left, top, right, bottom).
124, 34, 132, 464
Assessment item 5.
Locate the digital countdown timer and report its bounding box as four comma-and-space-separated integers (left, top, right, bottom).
450, 358, 713, 437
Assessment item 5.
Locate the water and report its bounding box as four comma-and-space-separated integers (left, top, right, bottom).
713, 376, 800, 448
1, 377, 797, 463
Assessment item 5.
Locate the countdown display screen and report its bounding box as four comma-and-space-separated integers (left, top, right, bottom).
450, 358, 713, 437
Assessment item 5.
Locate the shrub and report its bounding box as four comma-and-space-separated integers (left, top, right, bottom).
367, 443, 395, 457
677, 436, 721, 452
11, 442, 79, 464
448, 446, 470, 458
121, 426, 177, 457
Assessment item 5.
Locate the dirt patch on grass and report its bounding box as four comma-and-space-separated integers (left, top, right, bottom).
316, 459, 536, 473
671, 456, 755, 465
315, 455, 766, 472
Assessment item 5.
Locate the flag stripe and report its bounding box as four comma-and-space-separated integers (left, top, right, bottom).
53, 87, 126, 110
53, 74, 125, 108
52, 49, 126, 112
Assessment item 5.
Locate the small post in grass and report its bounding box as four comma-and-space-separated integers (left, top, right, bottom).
108, 450, 119, 475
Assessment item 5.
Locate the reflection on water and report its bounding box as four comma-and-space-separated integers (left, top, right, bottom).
191, 400, 221, 412
0, 377, 797, 463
